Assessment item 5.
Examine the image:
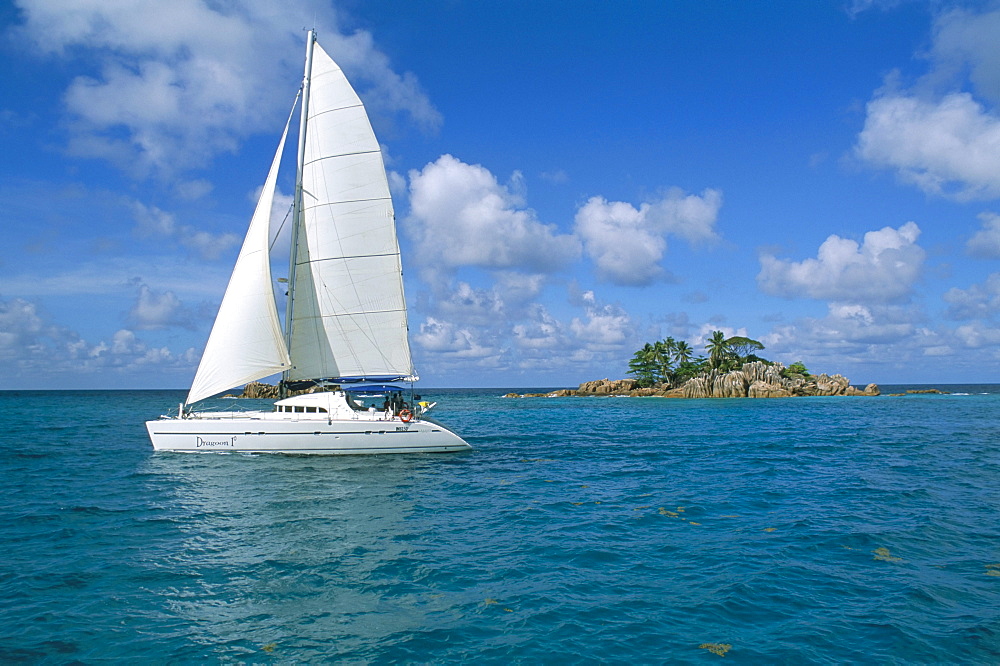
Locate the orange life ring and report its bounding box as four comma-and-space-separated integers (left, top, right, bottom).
399, 408, 413, 423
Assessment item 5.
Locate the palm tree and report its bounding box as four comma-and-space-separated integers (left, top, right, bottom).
673, 340, 693, 365
652, 338, 676, 383
705, 330, 731, 370
628, 343, 658, 386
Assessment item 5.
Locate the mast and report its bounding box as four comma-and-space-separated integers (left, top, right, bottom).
282, 29, 316, 395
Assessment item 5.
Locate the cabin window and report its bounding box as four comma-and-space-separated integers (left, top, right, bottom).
293, 406, 303, 413
306, 406, 317, 413
318, 407, 328, 413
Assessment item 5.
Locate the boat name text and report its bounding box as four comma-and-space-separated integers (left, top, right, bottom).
196, 436, 237, 448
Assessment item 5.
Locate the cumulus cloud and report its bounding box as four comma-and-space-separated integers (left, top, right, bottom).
406, 155, 581, 278
0, 295, 196, 385
929, 6, 1000, 105
943, 273, 1000, 320
13, 0, 439, 177
127, 283, 202, 330
131, 201, 240, 260
433, 281, 505, 328
568, 290, 634, 350
412, 317, 502, 367
856, 92, 1000, 200
757, 222, 925, 304
574, 188, 721, 286
511, 305, 565, 351
954, 320, 1000, 349
856, 7, 1000, 201
757, 302, 937, 380
0, 297, 69, 363
406, 274, 641, 382
966, 211, 1000, 258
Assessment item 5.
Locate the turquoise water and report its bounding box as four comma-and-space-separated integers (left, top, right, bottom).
2, 387, 999, 663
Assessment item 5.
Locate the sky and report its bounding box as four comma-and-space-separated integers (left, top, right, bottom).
3, 0, 1000, 389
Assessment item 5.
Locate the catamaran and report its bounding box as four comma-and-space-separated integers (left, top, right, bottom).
146, 31, 470, 454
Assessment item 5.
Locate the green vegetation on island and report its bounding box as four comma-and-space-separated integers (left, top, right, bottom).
626, 331, 811, 389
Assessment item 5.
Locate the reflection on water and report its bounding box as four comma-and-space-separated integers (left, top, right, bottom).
141, 454, 436, 660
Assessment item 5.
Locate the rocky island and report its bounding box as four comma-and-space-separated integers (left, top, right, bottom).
505, 360, 879, 399
506, 331, 882, 399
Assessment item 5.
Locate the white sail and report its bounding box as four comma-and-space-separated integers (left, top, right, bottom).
287, 42, 414, 381
186, 112, 294, 404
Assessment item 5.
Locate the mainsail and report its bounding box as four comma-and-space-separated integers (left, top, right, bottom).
186, 33, 415, 404
286, 40, 414, 382
185, 110, 294, 405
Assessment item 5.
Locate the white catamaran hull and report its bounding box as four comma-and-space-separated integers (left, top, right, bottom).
147, 413, 470, 455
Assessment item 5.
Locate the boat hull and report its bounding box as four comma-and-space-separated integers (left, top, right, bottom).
146, 414, 471, 455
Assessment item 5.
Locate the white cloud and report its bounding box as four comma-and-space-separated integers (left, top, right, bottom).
406, 155, 581, 278
943, 272, 1000, 320
127, 283, 201, 330
855, 7, 1000, 201
757, 222, 925, 304
3, 258, 231, 299
568, 290, 634, 349
846, 0, 905, 18
14, 0, 439, 177
493, 272, 545, 306
856, 92, 1000, 200
929, 7, 1000, 105
434, 281, 505, 327
966, 211, 1000, 258
757, 303, 933, 379
0, 297, 62, 361
406, 275, 642, 383
540, 169, 569, 184
0, 295, 196, 385
176, 179, 213, 201
511, 305, 565, 351
574, 188, 721, 286
412, 316, 502, 365
131, 201, 240, 260
954, 320, 1000, 349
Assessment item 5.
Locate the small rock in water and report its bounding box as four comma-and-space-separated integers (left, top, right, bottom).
873, 547, 903, 562
699, 642, 732, 656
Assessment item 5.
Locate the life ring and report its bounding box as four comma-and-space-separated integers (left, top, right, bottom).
399, 408, 413, 423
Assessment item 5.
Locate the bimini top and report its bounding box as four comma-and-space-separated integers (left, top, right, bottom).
344, 384, 405, 394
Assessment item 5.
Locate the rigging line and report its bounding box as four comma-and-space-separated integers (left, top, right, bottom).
269, 202, 295, 252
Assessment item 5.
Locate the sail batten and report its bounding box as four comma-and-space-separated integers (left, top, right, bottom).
304, 149, 382, 164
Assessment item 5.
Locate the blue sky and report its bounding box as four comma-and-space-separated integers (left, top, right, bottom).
3, 0, 1000, 389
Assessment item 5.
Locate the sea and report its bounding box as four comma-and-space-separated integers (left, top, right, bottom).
1, 386, 998, 664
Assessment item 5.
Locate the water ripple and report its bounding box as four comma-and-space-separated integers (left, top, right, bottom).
1, 388, 999, 662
